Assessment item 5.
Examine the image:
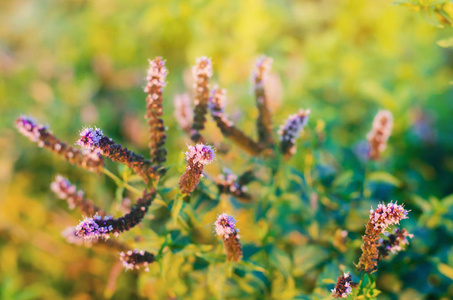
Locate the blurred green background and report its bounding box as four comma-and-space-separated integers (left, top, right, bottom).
1, 0, 453, 299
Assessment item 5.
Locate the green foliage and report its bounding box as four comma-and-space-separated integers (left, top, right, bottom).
2, 0, 453, 299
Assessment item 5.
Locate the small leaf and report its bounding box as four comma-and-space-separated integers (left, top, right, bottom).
368, 171, 402, 187
438, 263, 453, 280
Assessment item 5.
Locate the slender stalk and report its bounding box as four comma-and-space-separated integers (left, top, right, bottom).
352, 272, 365, 300
101, 167, 143, 196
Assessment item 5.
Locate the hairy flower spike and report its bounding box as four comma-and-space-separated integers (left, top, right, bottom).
120, 249, 155, 272
179, 144, 215, 194
51, 175, 104, 216
190, 57, 213, 143
377, 228, 413, 260
75, 190, 156, 241
209, 87, 264, 156
174, 93, 193, 133
367, 110, 393, 160
278, 109, 310, 157
252, 55, 275, 148
15, 116, 104, 172
331, 272, 358, 298
214, 213, 243, 261
358, 201, 410, 273
77, 127, 155, 182
216, 169, 251, 202
144, 57, 168, 174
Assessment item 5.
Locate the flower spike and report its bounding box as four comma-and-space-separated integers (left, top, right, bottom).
51, 175, 105, 217
120, 249, 155, 272
144, 57, 168, 174
278, 109, 310, 157
77, 127, 155, 182
252, 55, 274, 148
209, 87, 264, 155
358, 201, 410, 273
214, 213, 243, 261
331, 272, 358, 298
174, 93, 193, 133
179, 144, 215, 194
15, 116, 104, 172
367, 110, 393, 160
190, 57, 213, 143
75, 189, 156, 241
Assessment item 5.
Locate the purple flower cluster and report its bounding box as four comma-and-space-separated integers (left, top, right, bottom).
185, 144, 215, 168
15, 115, 47, 144
251, 55, 273, 89
214, 213, 243, 261
144, 57, 167, 96
331, 272, 357, 298
216, 169, 251, 201
192, 56, 213, 86
76, 214, 116, 241
51, 175, 103, 216
369, 202, 409, 233
367, 110, 393, 160
214, 213, 239, 239
77, 127, 104, 150
16, 116, 104, 171
278, 109, 311, 156
174, 93, 193, 132
120, 249, 155, 272
378, 228, 413, 260
208, 86, 227, 117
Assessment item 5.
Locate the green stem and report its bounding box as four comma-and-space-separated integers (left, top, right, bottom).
352, 272, 365, 300
101, 167, 143, 196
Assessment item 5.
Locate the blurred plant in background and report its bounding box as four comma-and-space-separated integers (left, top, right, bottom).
2, 0, 453, 299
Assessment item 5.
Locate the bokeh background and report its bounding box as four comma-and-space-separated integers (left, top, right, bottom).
1, 0, 453, 299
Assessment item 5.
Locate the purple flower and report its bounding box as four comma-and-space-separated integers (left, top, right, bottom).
15, 115, 47, 144
77, 127, 104, 149
75, 214, 115, 240
208, 86, 226, 117
119, 249, 155, 272
144, 57, 167, 95
185, 144, 215, 168
214, 213, 239, 239
192, 56, 213, 79
214, 213, 243, 261
51, 175, 103, 216
179, 144, 215, 194
331, 272, 357, 298
74, 189, 155, 241
174, 93, 193, 132
278, 109, 311, 156
369, 202, 409, 233
16, 116, 104, 171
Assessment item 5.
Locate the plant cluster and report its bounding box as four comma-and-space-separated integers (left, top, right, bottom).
16, 56, 415, 299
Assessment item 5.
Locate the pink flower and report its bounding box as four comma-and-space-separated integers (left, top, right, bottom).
214, 213, 239, 239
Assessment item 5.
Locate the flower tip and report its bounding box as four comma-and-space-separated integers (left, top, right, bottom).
214, 213, 238, 239
77, 127, 103, 149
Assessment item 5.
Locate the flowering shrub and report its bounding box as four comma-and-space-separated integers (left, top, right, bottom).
15, 55, 418, 299
5, 1, 453, 299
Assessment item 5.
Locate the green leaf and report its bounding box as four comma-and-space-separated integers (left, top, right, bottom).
367, 171, 402, 187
